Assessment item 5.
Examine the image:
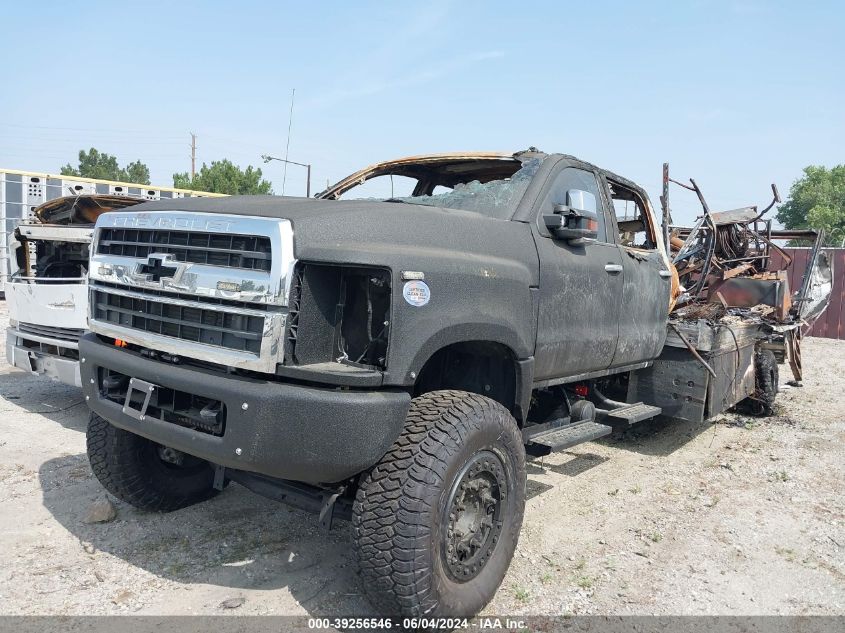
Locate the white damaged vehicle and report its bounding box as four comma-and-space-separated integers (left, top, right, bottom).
5, 195, 144, 386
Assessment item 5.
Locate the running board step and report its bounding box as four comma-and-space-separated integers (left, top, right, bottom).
526, 421, 613, 456
600, 402, 662, 427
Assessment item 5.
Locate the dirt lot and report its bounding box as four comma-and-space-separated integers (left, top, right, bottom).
0, 298, 843, 617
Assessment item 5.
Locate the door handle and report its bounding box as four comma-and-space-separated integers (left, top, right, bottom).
659, 269, 672, 277
604, 264, 623, 273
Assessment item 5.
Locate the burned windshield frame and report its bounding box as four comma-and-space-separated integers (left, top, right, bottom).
340, 157, 546, 220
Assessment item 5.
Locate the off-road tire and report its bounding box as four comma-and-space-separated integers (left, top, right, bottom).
352, 390, 526, 617
738, 349, 779, 417
87, 412, 219, 512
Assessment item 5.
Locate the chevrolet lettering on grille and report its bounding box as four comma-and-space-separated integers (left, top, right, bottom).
109, 214, 235, 232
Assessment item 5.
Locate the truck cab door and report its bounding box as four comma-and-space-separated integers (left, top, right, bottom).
601, 176, 671, 367
530, 163, 622, 381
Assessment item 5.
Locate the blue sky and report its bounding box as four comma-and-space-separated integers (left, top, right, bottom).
1, 0, 842, 224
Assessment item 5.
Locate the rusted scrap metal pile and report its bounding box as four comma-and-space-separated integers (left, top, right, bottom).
666, 177, 829, 328
661, 173, 833, 381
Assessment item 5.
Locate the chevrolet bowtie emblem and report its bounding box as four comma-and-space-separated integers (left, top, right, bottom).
137, 255, 181, 282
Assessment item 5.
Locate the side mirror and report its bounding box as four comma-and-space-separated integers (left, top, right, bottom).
543, 189, 599, 244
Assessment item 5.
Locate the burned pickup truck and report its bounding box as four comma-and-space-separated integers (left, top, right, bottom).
77, 150, 830, 618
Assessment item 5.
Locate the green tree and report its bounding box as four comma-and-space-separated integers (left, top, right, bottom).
173, 159, 273, 195
777, 165, 845, 246
124, 159, 151, 185
61, 148, 151, 185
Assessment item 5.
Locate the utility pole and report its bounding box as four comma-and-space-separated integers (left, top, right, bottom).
190, 132, 197, 179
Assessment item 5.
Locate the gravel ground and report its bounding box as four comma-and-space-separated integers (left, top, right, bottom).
0, 298, 842, 616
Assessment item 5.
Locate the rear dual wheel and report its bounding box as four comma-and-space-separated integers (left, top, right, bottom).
739, 349, 779, 417
352, 390, 526, 617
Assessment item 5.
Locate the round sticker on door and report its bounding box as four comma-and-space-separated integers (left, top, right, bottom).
403, 280, 431, 307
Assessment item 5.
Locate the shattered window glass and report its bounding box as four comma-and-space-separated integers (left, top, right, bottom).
394, 157, 543, 220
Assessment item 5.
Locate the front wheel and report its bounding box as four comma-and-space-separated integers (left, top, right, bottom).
86, 413, 220, 512
352, 390, 526, 617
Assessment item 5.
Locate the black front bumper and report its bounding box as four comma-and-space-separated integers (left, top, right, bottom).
79, 334, 410, 484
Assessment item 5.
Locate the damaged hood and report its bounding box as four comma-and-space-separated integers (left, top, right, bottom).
106, 195, 540, 282
35, 194, 145, 225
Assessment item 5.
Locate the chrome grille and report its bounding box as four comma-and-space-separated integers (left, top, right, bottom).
97, 228, 271, 272
91, 287, 265, 354
87, 211, 295, 372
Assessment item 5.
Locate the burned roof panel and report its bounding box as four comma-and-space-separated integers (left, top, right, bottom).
318, 150, 547, 199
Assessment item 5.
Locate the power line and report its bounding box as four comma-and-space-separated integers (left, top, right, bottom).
0, 122, 184, 138
199, 135, 272, 152
0, 150, 191, 161
0, 127, 276, 152
0, 135, 185, 145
